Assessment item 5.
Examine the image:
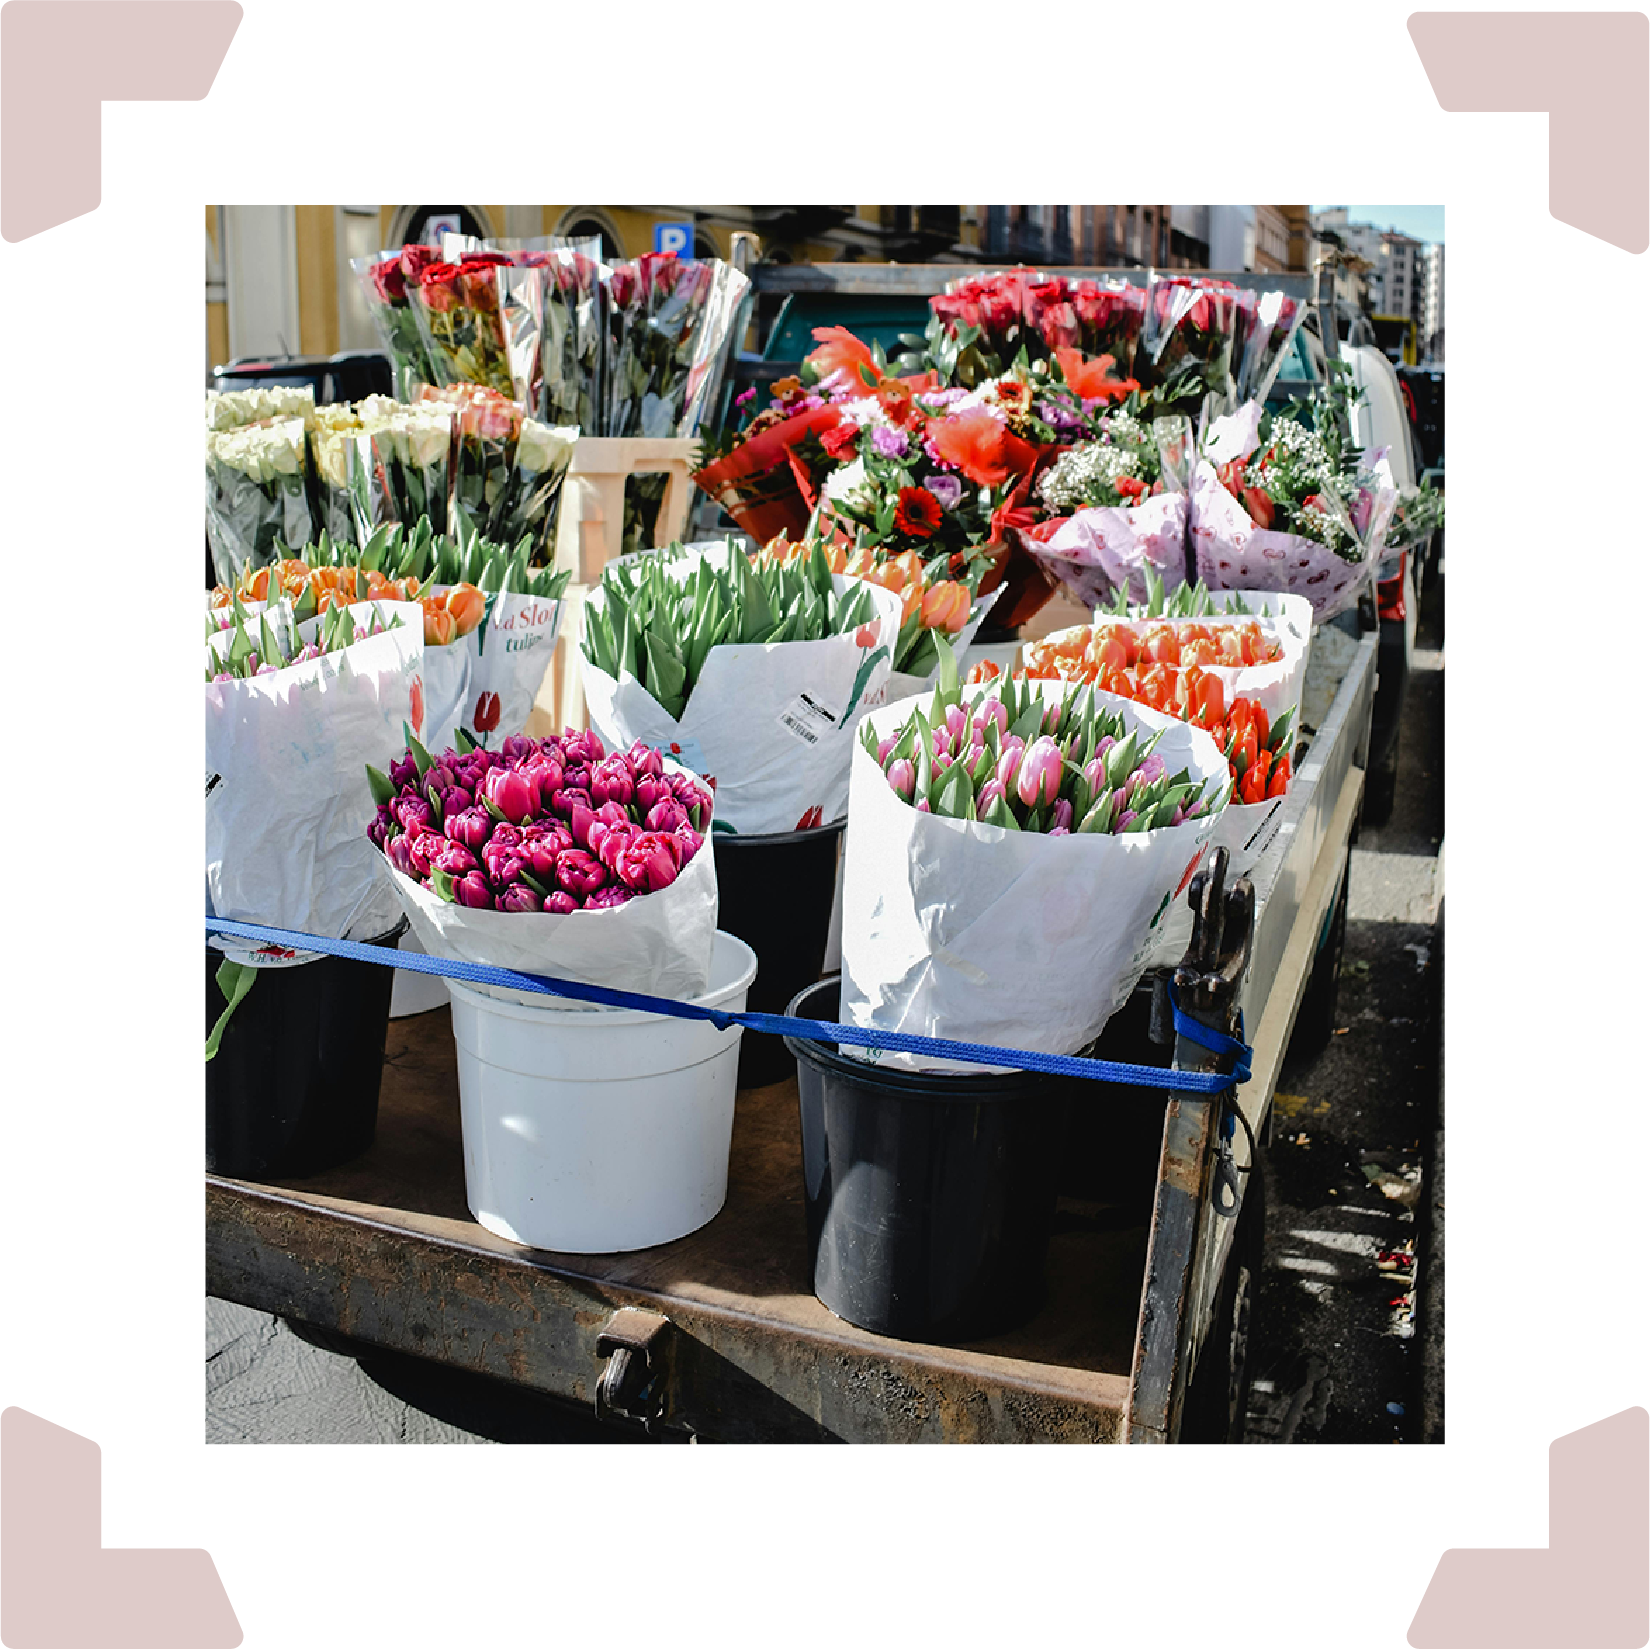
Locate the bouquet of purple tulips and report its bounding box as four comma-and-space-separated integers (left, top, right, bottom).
369, 727, 721, 999
839, 655, 1230, 1071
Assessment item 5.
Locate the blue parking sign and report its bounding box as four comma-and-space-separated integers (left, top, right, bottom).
654, 221, 693, 257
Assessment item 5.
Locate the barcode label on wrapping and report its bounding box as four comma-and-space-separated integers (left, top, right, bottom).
777, 692, 840, 746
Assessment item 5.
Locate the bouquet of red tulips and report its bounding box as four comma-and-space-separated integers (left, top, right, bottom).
369, 727, 719, 999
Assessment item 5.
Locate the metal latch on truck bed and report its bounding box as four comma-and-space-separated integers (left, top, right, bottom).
595, 1308, 671, 1432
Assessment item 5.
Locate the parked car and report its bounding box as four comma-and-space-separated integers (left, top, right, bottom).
209, 349, 393, 403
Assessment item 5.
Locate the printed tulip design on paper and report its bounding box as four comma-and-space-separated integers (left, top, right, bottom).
409, 675, 425, 737
472, 690, 501, 743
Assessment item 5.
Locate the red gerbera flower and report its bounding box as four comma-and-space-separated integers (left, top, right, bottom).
893, 486, 943, 539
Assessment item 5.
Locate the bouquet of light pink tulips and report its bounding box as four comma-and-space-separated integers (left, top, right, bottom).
859, 669, 1228, 836
370, 727, 721, 999
839, 646, 1231, 1071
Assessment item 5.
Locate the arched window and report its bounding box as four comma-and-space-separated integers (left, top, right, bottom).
388, 204, 496, 248
554, 208, 624, 262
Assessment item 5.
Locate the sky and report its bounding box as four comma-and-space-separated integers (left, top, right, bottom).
1310, 203, 1444, 243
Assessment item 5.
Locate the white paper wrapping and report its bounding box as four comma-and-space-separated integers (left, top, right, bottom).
205, 601, 425, 952
462, 587, 564, 755
839, 687, 1229, 1073
582, 564, 902, 836
1018, 491, 1189, 610
383, 822, 718, 1008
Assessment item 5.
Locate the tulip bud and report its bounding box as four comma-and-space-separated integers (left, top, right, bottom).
647, 798, 690, 833
482, 766, 538, 825
625, 740, 663, 779
591, 756, 635, 809
585, 884, 637, 911
563, 729, 606, 767
433, 841, 477, 877
442, 785, 472, 816
1114, 809, 1139, 834
445, 806, 491, 849
1050, 798, 1073, 833
488, 823, 523, 849
501, 734, 535, 763
497, 884, 542, 914
1016, 736, 1063, 809
569, 801, 598, 850
561, 764, 592, 794
617, 831, 683, 893
996, 739, 1024, 792
555, 847, 608, 897
385, 833, 417, 878
597, 821, 639, 874
482, 848, 524, 888
633, 774, 672, 813
389, 753, 420, 791
406, 829, 440, 877
886, 758, 916, 800
549, 785, 592, 821
977, 777, 1006, 814
974, 697, 1009, 738
545, 891, 581, 914
877, 735, 898, 765
675, 826, 704, 860
944, 705, 969, 745
915, 798, 932, 812
454, 870, 495, 908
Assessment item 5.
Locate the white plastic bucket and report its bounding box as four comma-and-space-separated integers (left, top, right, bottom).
445, 931, 758, 1253
390, 928, 451, 1017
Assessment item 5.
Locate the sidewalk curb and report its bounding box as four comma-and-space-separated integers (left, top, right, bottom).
1418, 888, 1445, 1444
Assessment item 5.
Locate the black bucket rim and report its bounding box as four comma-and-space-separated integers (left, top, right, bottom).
711, 817, 846, 849
206, 913, 409, 963
782, 976, 1066, 1102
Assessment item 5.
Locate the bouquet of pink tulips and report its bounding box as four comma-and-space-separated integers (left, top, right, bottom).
368, 729, 712, 912
369, 727, 721, 999
859, 670, 1228, 835
839, 652, 1230, 1071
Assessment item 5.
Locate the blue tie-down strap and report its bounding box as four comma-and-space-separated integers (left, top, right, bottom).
1166, 982, 1255, 1217
1166, 983, 1252, 1087
204, 917, 1254, 1096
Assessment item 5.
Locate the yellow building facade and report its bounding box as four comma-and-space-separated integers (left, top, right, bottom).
205, 205, 987, 375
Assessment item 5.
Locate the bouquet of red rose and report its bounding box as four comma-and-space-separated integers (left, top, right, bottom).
600, 252, 751, 553
538, 247, 606, 433
900, 271, 1148, 390
352, 247, 440, 401
1233, 289, 1307, 405
1137, 275, 1245, 419
406, 249, 517, 400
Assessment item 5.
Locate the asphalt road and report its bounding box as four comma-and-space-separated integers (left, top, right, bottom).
1243, 560, 1444, 1444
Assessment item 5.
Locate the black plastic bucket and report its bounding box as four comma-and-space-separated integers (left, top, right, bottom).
713, 821, 844, 1087
784, 977, 1072, 1343
205, 918, 406, 1179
